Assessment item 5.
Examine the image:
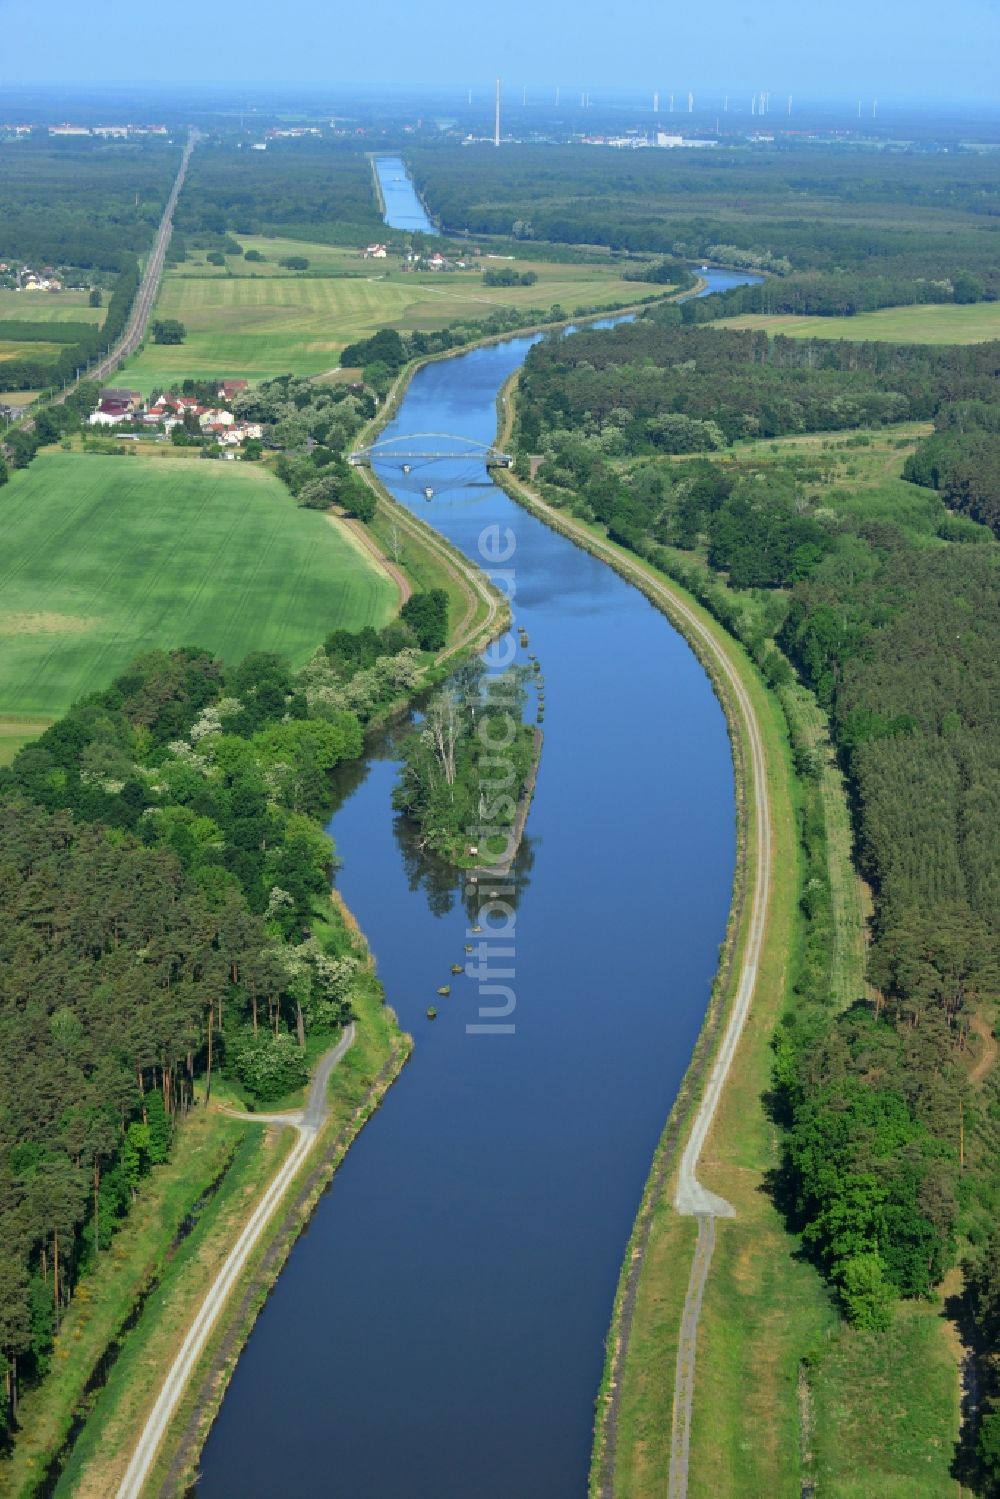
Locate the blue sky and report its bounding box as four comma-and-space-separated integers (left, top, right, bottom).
1, 0, 998, 102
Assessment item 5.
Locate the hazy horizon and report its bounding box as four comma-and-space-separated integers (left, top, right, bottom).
1, 0, 998, 105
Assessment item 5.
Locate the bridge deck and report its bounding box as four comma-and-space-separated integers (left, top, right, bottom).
348, 431, 513, 468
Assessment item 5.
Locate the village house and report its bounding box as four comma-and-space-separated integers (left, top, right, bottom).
225, 422, 263, 444
89, 399, 133, 427
88, 382, 259, 442
198, 408, 235, 430
217, 379, 249, 401
100, 388, 142, 411
363, 243, 388, 259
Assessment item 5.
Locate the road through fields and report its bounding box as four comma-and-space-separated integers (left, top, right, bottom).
13, 128, 196, 435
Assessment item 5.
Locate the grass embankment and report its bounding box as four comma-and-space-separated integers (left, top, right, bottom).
0, 1110, 275, 1499
0, 451, 396, 720
121, 234, 650, 390
347, 349, 514, 670
38, 404, 487, 1493
716, 302, 1000, 344
496, 388, 962, 1495
60, 904, 410, 1499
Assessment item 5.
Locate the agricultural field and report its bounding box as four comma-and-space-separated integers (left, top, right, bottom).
715, 302, 1000, 344
123, 237, 646, 389
0, 451, 396, 724
0, 340, 62, 364
172, 236, 368, 278
0, 288, 106, 323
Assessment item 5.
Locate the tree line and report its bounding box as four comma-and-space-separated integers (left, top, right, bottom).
0, 257, 139, 393
904, 401, 1000, 537
173, 141, 384, 248
0, 137, 181, 268
512, 307, 1000, 1477
680, 266, 998, 323
516, 315, 1000, 456
0, 596, 447, 1443
408, 144, 1000, 286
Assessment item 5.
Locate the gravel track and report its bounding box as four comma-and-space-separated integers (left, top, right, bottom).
114, 1025, 355, 1499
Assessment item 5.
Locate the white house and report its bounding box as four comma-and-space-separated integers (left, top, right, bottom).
89, 401, 131, 427
198, 408, 235, 429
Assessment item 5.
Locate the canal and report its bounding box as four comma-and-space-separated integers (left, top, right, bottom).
197, 165, 759, 1497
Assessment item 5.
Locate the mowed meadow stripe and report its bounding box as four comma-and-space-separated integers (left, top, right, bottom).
0, 453, 397, 718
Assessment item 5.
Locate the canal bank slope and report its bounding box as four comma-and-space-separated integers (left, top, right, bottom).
492, 385, 829, 1498
64, 917, 411, 1499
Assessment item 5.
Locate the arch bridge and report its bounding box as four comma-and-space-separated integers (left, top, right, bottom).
348, 432, 513, 469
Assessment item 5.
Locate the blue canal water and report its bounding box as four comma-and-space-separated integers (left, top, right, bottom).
196, 175, 761, 1498
374, 155, 436, 235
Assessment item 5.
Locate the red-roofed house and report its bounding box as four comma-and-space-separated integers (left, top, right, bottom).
217, 379, 249, 400
89, 400, 133, 427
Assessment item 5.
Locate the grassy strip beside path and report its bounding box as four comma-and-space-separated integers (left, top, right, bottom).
4, 280, 535, 1496
491, 454, 813, 1496
1, 1112, 260, 1498
65, 909, 410, 1499
497, 382, 962, 1495
148, 951, 411, 1496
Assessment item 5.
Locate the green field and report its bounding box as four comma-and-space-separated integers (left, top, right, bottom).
717, 301, 1000, 344
172, 236, 370, 279
122, 236, 646, 389
0, 288, 106, 323
0, 339, 62, 363
0, 451, 396, 718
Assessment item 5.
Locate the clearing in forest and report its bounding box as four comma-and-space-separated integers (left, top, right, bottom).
716, 301, 1000, 344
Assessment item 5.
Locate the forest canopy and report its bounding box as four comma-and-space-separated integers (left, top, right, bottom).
0, 611, 430, 1440
512, 302, 1000, 1347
